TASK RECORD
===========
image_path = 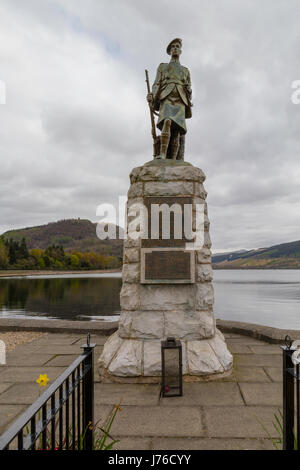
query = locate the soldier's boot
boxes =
[158,119,171,159]
[154,136,161,159]
[168,134,180,160]
[177,135,185,160]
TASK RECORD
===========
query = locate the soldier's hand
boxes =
[147,93,154,104]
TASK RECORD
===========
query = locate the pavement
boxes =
[0,331,285,450]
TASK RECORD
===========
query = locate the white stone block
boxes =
[119,311,164,339]
[123,247,139,263]
[128,182,143,198]
[98,332,123,371]
[143,340,161,376]
[144,181,194,196]
[123,237,140,249]
[208,329,233,371]
[108,339,142,377]
[181,341,188,374]
[122,263,140,283]
[187,341,224,375]
[140,285,195,311]
[196,265,213,282]
[163,166,206,182]
[194,183,207,199]
[130,165,162,183]
[204,231,212,248]
[118,311,133,338]
[131,311,164,339]
[192,210,210,231]
[195,283,214,310]
[120,283,140,311]
[130,164,206,184]
[196,248,212,264]
[164,310,215,340]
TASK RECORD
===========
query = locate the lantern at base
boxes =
[161,337,183,397]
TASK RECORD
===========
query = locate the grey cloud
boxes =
[0,0,300,251]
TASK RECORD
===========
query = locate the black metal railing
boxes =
[0,334,95,451]
[282,335,300,450]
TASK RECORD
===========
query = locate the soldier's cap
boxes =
[166,38,182,55]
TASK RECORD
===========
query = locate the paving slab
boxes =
[31,334,83,346]
[204,406,281,438]
[226,337,268,346]
[3,343,45,355]
[0,366,66,383]
[223,333,246,339]
[94,383,160,406]
[0,383,41,405]
[94,346,104,356]
[93,404,116,428]
[249,345,282,355]
[97,405,205,437]
[227,343,253,354]
[0,383,13,395]
[114,437,153,450]
[239,383,282,406]
[33,345,85,355]
[151,437,275,450]
[234,354,281,368]
[45,354,80,367]
[160,383,244,407]
[5,353,55,367]
[234,366,271,383]
[73,335,108,346]
[0,405,27,434]
[264,367,283,382]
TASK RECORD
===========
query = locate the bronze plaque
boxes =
[140,197,195,284]
[142,196,193,248]
[141,249,194,283]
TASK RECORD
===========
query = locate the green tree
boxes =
[0,239,9,268]
[8,239,17,264]
[20,238,29,259]
[69,254,80,268]
[43,255,51,268]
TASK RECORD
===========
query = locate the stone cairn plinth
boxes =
[98,160,232,382]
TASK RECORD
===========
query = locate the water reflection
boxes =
[213,269,300,329]
[0,275,122,321]
[0,270,300,329]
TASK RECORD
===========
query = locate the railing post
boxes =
[283,344,295,450]
[82,334,95,451]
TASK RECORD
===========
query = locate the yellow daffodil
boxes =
[36,374,50,387]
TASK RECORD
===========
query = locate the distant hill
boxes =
[2,219,124,259]
[3,220,300,269]
[213,240,300,269]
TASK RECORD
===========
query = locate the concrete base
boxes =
[98,329,232,383]
[98,160,233,382]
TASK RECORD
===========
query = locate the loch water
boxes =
[0,270,299,329]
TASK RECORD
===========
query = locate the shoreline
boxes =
[1,267,299,278]
[0,317,298,343]
[213,266,300,270]
[0,268,122,278]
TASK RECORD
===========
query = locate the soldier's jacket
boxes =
[152,62,192,119]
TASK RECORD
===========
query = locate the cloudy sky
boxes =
[1,0,300,252]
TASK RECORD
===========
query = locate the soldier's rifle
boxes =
[145,69,159,158]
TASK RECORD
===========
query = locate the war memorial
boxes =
[98,39,233,382]
[1,9,300,451]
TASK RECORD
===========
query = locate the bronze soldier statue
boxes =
[147,38,192,160]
